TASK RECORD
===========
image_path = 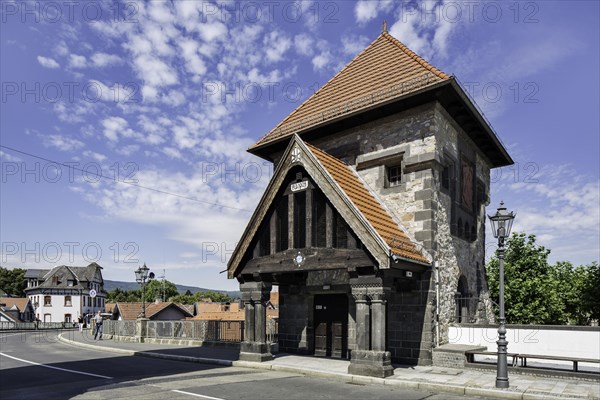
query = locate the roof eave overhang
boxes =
[447,79,514,168]
[390,252,431,269]
[247,80,451,160]
[248,79,513,168]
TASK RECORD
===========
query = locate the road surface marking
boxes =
[171,389,225,399]
[0,352,113,379]
[0,332,27,339]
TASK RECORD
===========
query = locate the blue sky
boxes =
[1,1,598,291]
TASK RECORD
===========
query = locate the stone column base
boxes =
[348,350,394,378]
[239,341,273,362]
[135,317,149,342]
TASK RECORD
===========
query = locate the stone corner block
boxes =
[348,350,394,378]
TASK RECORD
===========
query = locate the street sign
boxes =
[89,289,97,298]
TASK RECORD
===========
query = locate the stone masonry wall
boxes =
[307,101,494,362]
[431,104,495,339]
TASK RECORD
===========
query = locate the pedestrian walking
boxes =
[78,315,84,332]
[93,311,103,340]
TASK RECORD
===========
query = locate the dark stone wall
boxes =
[387,273,435,366]
[278,285,312,354]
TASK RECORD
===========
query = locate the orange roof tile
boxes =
[0,297,29,311]
[306,143,429,264]
[115,302,192,320]
[250,32,450,150]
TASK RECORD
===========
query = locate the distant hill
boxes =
[103,279,240,299]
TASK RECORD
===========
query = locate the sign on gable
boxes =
[291,181,308,192]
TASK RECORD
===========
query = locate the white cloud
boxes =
[102,116,139,142]
[0,150,21,162]
[43,134,85,152]
[37,56,60,69]
[90,52,122,68]
[294,34,314,57]
[163,147,182,159]
[162,90,186,107]
[115,144,140,156]
[341,34,370,56]
[264,31,292,63]
[490,162,600,265]
[387,0,460,60]
[83,150,107,162]
[68,54,87,68]
[88,80,136,103]
[355,0,379,23]
[196,22,228,42]
[179,39,207,78]
[354,0,394,24]
[54,41,69,56]
[312,51,332,71]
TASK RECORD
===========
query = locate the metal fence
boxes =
[103,319,279,344]
[0,321,74,330]
[453,296,498,324]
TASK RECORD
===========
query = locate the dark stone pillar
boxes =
[351,288,369,351]
[239,281,273,362]
[348,282,394,378]
[243,298,255,342]
[370,290,387,351]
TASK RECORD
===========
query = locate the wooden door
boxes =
[313,294,348,358]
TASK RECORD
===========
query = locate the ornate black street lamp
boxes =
[135,263,154,318]
[488,201,516,389]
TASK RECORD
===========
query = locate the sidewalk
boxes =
[58,331,600,400]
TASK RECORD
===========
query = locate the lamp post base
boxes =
[496,378,509,388]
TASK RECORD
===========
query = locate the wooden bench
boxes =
[517,353,600,372]
[465,350,519,367]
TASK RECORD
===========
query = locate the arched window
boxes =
[455,276,469,323]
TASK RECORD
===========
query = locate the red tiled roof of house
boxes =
[0,297,29,312]
[306,143,429,264]
[115,302,192,320]
[250,32,450,151]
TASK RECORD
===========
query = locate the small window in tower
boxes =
[387,165,402,187]
[442,165,451,191]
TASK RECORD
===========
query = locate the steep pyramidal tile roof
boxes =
[250,32,450,150]
[306,143,429,264]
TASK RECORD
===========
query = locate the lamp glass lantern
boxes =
[488,201,515,239]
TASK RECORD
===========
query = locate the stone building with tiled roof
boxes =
[227,29,512,377]
[110,301,193,321]
[24,262,106,323]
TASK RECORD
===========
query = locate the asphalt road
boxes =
[0,330,488,400]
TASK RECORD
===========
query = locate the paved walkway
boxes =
[58,331,600,400]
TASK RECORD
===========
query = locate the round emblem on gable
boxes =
[293,251,305,268]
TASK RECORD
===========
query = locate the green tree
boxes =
[169,293,195,304]
[194,291,234,303]
[142,279,179,302]
[486,233,567,324]
[0,267,26,297]
[579,262,600,323]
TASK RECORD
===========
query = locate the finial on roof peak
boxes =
[382,20,387,33]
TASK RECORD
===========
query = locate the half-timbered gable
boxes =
[229,136,430,280]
